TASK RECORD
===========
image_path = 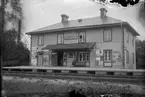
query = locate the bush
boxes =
[3,60,20,67]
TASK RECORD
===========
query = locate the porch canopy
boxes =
[42,42,96,51]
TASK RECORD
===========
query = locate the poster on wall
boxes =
[43,54,49,66]
[112,51,122,65]
[31,51,37,65]
[43,50,50,66]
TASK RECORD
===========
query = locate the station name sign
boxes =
[64,36,78,40]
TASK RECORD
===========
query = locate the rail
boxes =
[2,66,145,77]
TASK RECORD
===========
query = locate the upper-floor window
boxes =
[78,32,86,43]
[103,29,112,42]
[132,53,134,64]
[103,49,112,62]
[126,50,129,64]
[58,33,64,44]
[126,29,129,43]
[38,35,44,46]
[132,36,134,47]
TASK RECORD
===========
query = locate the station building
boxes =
[26,8,139,69]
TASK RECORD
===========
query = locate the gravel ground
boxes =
[2,76,145,97]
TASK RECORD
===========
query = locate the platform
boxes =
[3,66,145,72]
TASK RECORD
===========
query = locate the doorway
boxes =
[57,52,63,66]
[37,54,43,66]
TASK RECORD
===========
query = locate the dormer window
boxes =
[78,32,86,43]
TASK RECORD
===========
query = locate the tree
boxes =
[136,39,145,69]
[2,0,30,67]
[139,2,145,26]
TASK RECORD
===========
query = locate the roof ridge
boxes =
[27,15,126,34]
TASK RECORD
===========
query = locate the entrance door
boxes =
[37,55,43,66]
[51,53,57,66]
[57,52,63,66]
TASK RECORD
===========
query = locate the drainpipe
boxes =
[121,22,125,69]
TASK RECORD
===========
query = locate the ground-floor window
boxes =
[132,53,134,64]
[125,50,129,64]
[76,52,89,62]
[103,50,112,62]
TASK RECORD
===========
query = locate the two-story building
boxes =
[26,8,139,69]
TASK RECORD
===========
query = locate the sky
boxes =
[21,0,145,48]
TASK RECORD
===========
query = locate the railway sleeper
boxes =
[126,72,133,76]
[87,71,95,74]
[10,69,23,72]
[37,69,47,73]
[53,70,61,73]
[22,69,33,72]
[69,70,78,74]
[106,72,114,75]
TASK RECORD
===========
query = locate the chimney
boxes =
[100,8,107,18]
[61,14,69,23]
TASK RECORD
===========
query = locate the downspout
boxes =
[121,22,125,69]
[30,35,32,66]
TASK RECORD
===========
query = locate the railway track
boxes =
[2,66,145,84]
[2,71,145,84]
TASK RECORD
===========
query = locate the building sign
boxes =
[64,36,78,40]
[104,63,111,66]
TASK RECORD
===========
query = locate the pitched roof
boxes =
[26,16,139,36]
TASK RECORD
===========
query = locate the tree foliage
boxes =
[2,0,30,66]
[4,0,22,22]
[136,39,145,69]
[139,2,145,25]
[2,29,30,66]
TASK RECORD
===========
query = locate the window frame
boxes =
[78,52,85,62]
[103,28,112,42]
[76,52,89,62]
[126,28,129,43]
[103,49,112,62]
[57,33,64,44]
[38,35,44,46]
[132,53,134,64]
[132,36,134,47]
[126,50,129,64]
[78,31,86,43]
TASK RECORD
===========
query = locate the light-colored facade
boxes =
[27,8,139,69]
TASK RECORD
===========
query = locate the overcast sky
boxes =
[22,0,145,47]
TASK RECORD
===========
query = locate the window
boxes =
[132,53,134,64]
[76,52,89,62]
[38,35,44,46]
[126,30,129,43]
[79,52,85,62]
[126,50,129,64]
[103,50,112,62]
[58,33,64,44]
[78,32,85,43]
[132,37,134,47]
[103,29,112,42]
[86,52,89,61]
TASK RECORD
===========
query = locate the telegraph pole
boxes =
[0,0,4,96]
